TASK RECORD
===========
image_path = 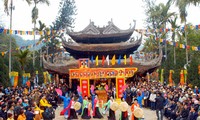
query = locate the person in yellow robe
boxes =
[17,109,26,120]
[39,95,52,109]
[33,102,44,120]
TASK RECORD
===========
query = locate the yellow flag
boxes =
[95,55,98,66]
[39,31,43,35]
[124,55,126,65]
[1,52,5,56]
[111,55,116,65]
[10,30,13,34]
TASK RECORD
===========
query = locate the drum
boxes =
[133,108,144,118]
[74,102,81,111]
[119,102,128,112]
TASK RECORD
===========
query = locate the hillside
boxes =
[12,35,43,50]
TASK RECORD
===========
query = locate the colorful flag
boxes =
[91,56,94,64]
[1,52,5,56]
[184,70,187,84]
[102,55,105,66]
[106,55,109,65]
[118,55,121,65]
[169,70,174,86]
[111,55,116,65]
[130,55,133,65]
[95,55,98,66]
[180,70,184,85]
[124,55,127,65]
[160,69,164,84]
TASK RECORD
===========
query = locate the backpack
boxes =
[42,107,55,119]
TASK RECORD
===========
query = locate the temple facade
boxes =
[43,20,162,98]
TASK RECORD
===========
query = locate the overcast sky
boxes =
[1,0,200,40]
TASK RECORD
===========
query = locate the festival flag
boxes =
[111,55,116,65]
[160,69,164,84]
[106,55,110,65]
[180,70,184,85]
[124,55,127,65]
[169,70,174,86]
[10,30,13,34]
[184,70,187,84]
[118,55,121,65]
[1,52,5,56]
[102,55,105,66]
[130,55,133,65]
[95,55,98,66]
[91,56,94,64]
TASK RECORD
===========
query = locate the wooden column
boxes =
[69,78,72,88]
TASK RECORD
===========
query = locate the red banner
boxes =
[81,79,89,97]
[116,78,125,98]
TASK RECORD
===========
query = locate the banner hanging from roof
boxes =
[69,67,137,79]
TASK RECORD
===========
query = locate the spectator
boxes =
[0,105,7,120]
[155,92,165,120]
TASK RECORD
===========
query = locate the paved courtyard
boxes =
[55,105,167,120]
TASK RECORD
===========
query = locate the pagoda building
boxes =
[43,20,162,100]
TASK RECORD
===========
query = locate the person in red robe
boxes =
[131,99,140,120]
[92,95,103,119]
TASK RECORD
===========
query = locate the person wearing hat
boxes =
[104,96,116,120]
[77,92,83,115]
[119,97,129,120]
[92,95,103,119]
[131,99,140,120]
[81,96,91,119]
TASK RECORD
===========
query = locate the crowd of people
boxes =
[1,78,200,120]
[123,81,200,120]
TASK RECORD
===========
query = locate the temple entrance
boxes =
[69,66,138,103]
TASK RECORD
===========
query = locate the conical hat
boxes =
[74,102,81,111]
[119,102,129,112]
[110,102,119,111]
[134,108,144,118]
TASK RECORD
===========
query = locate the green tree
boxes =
[14,49,30,71]
[143,0,175,54]
[31,0,50,68]
[168,16,180,65]
[53,0,77,30]
[3,0,31,15]
[173,0,200,23]
[0,55,9,86]
[31,0,50,24]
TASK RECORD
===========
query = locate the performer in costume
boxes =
[104,96,116,120]
[131,99,140,120]
[77,92,83,115]
[90,86,95,110]
[81,96,91,119]
[119,97,129,120]
[61,96,78,120]
[59,93,71,119]
[92,95,103,119]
